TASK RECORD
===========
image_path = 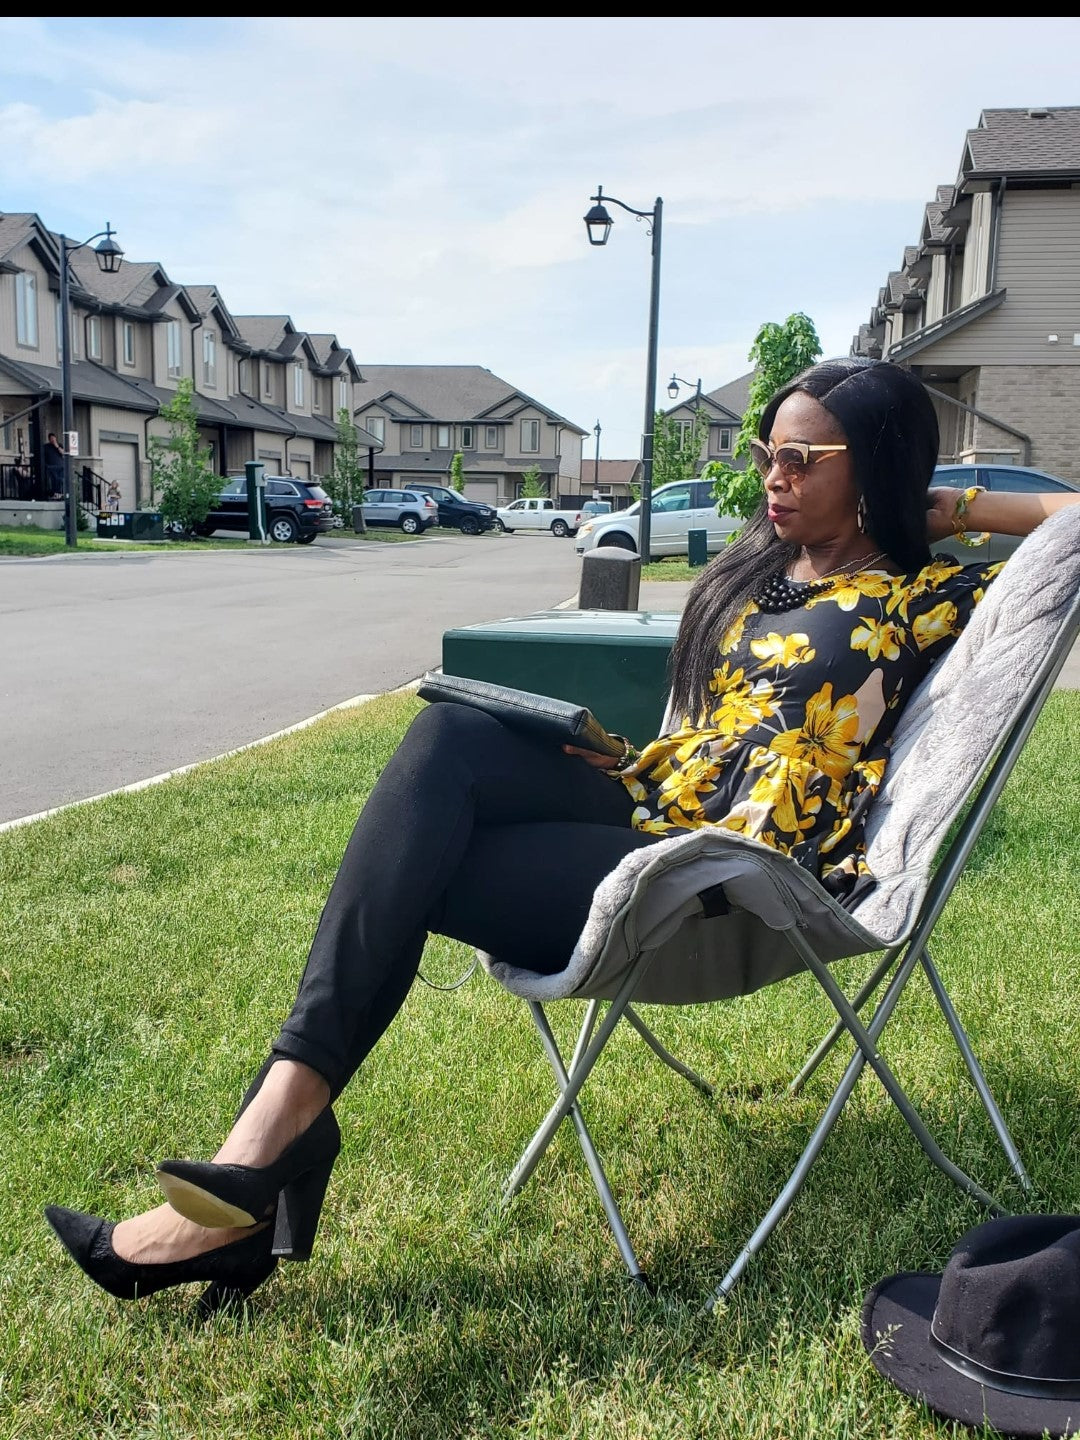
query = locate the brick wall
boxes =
[974,365,1080,482]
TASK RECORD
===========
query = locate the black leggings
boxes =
[269,704,662,1098]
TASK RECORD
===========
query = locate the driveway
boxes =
[0,531,584,825]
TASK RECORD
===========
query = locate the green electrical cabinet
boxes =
[440,608,681,749]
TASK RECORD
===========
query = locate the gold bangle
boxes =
[952,485,990,547]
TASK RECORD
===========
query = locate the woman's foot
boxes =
[44,1204,277,1308]
[155,1062,339,1258]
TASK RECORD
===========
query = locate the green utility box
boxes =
[440,608,681,748]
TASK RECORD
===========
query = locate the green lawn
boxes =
[2,690,1077,1439]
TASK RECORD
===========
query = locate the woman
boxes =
[45,358,1078,1311]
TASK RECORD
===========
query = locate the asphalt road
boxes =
[0,530,586,825]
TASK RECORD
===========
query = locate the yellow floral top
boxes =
[618,558,1003,904]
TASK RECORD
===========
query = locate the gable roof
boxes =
[182,284,243,341]
[963,106,1080,180]
[0,212,59,274]
[354,364,587,434]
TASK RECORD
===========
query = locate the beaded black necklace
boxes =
[751,550,889,613]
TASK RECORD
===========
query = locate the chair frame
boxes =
[499,587,1080,1307]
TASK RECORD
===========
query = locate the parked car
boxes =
[495,496,585,537]
[359,488,440,534]
[200,475,334,543]
[574,479,740,557]
[408,483,497,535]
[931,463,1079,564]
[580,500,612,517]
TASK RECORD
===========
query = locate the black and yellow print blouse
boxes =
[617,558,1003,905]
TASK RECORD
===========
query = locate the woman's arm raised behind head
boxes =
[926,485,1080,543]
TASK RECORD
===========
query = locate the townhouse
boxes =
[851,106,1080,482]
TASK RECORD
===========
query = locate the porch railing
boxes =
[0,462,104,508]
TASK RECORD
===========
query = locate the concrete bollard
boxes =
[579,548,641,610]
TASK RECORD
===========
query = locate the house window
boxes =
[339,378,348,411]
[435,424,451,448]
[263,362,272,397]
[365,416,385,444]
[409,424,424,448]
[122,322,135,366]
[87,315,102,360]
[166,320,182,377]
[203,330,216,386]
[484,425,498,449]
[15,272,37,347]
[238,358,251,393]
[718,427,731,452]
[520,419,540,452]
[461,425,474,448]
[312,380,321,412]
[293,363,304,408]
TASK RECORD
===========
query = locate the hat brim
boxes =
[861,1271,1080,1440]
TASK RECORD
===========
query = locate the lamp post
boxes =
[592,419,601,495]
[57,223,124,547]
[584,186,662,562]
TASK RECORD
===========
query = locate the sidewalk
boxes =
[630,580,1080,689]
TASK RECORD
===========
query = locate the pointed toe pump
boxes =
[44,1205,278,1307]
[155,1105,341,1261]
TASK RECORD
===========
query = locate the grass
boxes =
[641,558,703,582]
[0,524,437,557]
[2,689,1078,1439]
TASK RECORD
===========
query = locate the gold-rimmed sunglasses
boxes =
[750,438,848,480]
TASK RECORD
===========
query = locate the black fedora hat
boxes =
[861,1214,1080,1439]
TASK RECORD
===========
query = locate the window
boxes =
[435,424,451,448]
[15,272,37,347]
[409,424,424,447]
[484,425,499,449]
[166,320,182,378]
[293,363,304,408]
[339,378,348,411]
[461,424,474,448]
[312,380,321,412]
[365,416,385,444]
[238,358,250,393]
[203,330,216,386]
[263,362,272,397]
[718,427,732,452]
[520,419,540,452]
[651,484,691,513]
[123,322,135,366]
[87,315,102,360]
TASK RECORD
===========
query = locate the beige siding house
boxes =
[852,107,1080,481]
[353,364,587,507]
[661,371,753,473]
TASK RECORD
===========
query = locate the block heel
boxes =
[272,1154,335,1259]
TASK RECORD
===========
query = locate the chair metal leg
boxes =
[516,1001,645,1281]
[624,1005,714,1097]
[920,946,1031,1190]
[788,946,899,1095]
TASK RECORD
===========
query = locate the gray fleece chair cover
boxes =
[480,505,1080,1005]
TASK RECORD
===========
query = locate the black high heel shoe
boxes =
[155,1106,340,1261]
[44,1205,277,1311]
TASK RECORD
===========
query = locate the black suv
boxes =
[410,483,497,535]
[200,475,334,544]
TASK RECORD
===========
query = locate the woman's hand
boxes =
[562,744,622,770]
[926,486,963,542]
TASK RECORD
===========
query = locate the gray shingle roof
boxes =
[65,251,166,307]
[0,355,158,410]
[704,371,753,420]
[354,364,587,434]
[964,106,1080,177]
[0,212,50,268]
[234,315,291,353]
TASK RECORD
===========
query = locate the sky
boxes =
[2,17,1079,460]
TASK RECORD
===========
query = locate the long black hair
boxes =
[667,357,940,723]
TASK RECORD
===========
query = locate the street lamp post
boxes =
[583,186,662,562]
[57,223,124,547]
[592,419,601,494]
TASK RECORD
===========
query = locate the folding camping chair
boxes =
[478,505,1080,1307]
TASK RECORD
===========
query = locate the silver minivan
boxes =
[574,479,739,557]
[360,488,440,534]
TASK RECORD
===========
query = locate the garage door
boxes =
[100,440,138,511]
[466,479,497,505]
[290,458,311,481]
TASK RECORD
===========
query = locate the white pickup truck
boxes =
[494,496,585,537]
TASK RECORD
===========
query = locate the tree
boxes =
[149,377,221,536]
[520,465,546,499]
[706,312,822,531]
[448,452,465,494]
[652,405,710,490]
[325,408,366,528]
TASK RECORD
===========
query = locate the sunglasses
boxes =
[750,438,848,479]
